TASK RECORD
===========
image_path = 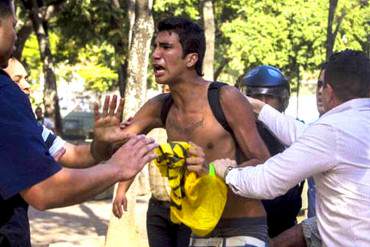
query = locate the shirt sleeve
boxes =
[41,125,66,157]
[225,123,338,199]
[0,80,61,199]
[258,104,307,146]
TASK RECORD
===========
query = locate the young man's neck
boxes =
[169,74,209,111]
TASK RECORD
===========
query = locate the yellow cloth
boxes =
[154,142,227,236]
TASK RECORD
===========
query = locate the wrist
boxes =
[223,166,234,180]
[90,140,112,162]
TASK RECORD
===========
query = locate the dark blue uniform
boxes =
[0,70,61,246]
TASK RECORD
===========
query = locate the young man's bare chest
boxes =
[165,106,236,163]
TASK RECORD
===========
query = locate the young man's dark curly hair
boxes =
[157,17,205,76]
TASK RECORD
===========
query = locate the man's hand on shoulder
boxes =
[245,96,266,115]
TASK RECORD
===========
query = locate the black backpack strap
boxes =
[207,82,233,133]
[160,93,173,126]
[208,82,244,163]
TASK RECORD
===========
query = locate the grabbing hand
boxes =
[109,135,158,181]
[213,159,237,180]
[245,96,266,115]
[186,142,208,176]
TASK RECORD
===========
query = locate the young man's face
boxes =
[152,31,187,84]
[0,5,17,68]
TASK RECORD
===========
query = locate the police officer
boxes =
[240,65,304,238]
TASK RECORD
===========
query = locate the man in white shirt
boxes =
[247,67,326,247]
[190,49,370,247]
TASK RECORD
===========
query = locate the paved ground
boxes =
[29,179,309,247]
[29,195,150,247]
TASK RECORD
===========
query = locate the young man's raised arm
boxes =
[110,94,167,218]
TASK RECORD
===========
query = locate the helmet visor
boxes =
[246,86,289,99]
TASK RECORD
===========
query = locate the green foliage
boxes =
[154,0,200,20]
[216,0,369,91]
[17,0,370,96]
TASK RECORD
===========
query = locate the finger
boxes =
[102,95,110,116]
[114,201,123,218]
[188,145,204,158]
[136,143,159,158]
[123,198,128,211]
[140,152,159,165]
[117,203,123,217]
[122,134,144,148]
[108,95,118,116]
[131,135,154,150]
[94,102,100,121]
[112,203,119,218]
[116,98,125,121]
[186,157,205,165]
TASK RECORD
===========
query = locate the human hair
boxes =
[0,0,13,19]
[157,17,205,76]
[325,49,370,102]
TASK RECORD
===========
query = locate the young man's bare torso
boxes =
[113,17,270,246]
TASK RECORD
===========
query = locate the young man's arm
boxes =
[20,135,157,210]
[44,96,127,168]
[220,86,270,163]
[91,95,165,161]
[103,95,166,217]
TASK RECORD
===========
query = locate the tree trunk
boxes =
[105,0,154,246]
[15,1,65,60]
[25,0,62,134]
[326,0,339,61]
[201,0,215,81]
[13,21,33,60]
[123,0,153,117]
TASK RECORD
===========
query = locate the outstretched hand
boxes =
[94,95,129,143]
[91,95,133,161]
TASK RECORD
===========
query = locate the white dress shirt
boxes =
[226,98,370,247]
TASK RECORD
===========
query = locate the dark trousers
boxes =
[147,197,191,247]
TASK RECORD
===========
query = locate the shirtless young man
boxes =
[113,17,270,246]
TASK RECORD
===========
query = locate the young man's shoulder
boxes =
[217,83,249,108]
